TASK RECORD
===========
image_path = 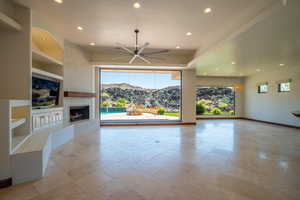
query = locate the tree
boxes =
[101,92,110,101]
[196,103,206,115]
[102,101,110,112]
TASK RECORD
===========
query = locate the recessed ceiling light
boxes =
[232,61,236,65]
[279,63,285,66]
[186,32,192,36]
[133,2,141,8]
[90,42,95,46]
[77,26,83,31]
[256,69,261,72]
[204,8,212,14]
[54,0,63,4]
[176,46,181,49]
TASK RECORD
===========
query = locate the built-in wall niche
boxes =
[0,100,31,154]
[32,27,63,64]
[11,104,31,152]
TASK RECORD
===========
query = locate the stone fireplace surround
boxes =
[64,97,99,135]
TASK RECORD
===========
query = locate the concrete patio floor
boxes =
[100,113,179,121]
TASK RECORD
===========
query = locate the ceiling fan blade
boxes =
[142,49,169,56]
[144,56,165,61]
[137,42,150,55]
[137,55,151,64]
[129,55,137,64]
[116,42,134,55]
[112,55,131,60]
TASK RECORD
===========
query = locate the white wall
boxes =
[64,41,94,92]
[181,70,196,123]
[0,0,14,17]
[0,4,31,100]
[244,69,300,127]
[64,41,99,128]
[195,76,245,117]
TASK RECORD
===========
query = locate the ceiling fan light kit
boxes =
[114,29,169,64]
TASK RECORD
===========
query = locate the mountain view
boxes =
[101,83,181,111]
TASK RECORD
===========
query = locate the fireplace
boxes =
[70,106,90,122]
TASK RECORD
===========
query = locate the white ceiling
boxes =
[15,0,297,72]
[15,0,276,50]
[191,0,300,76]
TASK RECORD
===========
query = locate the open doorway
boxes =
[100,69,182,123]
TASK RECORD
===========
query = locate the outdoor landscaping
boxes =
[196,87,235,116]
[100,83,180,120]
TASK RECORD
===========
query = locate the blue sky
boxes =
[100,72,180,89]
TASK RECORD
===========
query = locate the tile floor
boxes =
[1,120,300,200]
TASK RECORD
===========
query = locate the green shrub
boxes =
[102,101,110,108]
[197,99,212,106]
[115,102,125,108]
[211,107,222,115]
[117,98,127,104]
[218,102,228,108]
[196,103,206,115]
[229,110,235,115]
[157,108,165,115]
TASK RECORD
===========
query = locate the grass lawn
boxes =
[164,112,180,117]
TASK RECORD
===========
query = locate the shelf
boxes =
[11,118,26,129]
[32,68,63,80]
[0,11,22,32]
[10,100,31,107]
[32,49,63,66]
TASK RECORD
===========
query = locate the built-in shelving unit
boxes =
[32,49,63,66]
[0,11,22,31]
[0,100,31,154]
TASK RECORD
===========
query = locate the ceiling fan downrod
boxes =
[134,29,139,53]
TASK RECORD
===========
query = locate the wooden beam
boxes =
[64,91,96,98]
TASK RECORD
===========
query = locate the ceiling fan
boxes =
[113,29,169,64]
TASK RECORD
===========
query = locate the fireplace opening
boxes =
[70,106,90,122]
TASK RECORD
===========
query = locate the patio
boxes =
[100,112,179,121]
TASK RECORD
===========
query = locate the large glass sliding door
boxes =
[100,69,181,123]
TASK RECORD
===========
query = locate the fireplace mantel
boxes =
[64,91,96,98]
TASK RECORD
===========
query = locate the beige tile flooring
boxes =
[1,120,300,200]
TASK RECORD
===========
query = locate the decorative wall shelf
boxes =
[32,68,63,80]
[0,11,22,32]
[32,49,63,66]
[64,91,96,98]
